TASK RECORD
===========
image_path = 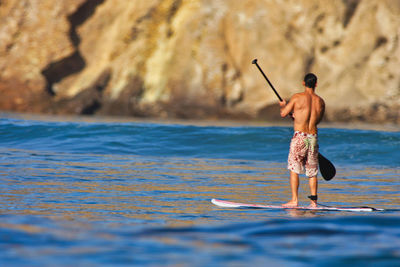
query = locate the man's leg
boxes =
[308,176,318,207]
[283,171,299,207]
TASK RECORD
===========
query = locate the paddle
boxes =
[252,59,336,181]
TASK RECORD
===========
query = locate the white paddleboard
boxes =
[211,198,383,212]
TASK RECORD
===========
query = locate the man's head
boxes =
[304,73,317,89]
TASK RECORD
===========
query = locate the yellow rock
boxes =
[0,0,399,123]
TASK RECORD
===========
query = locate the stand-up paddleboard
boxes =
[211,199,383,212]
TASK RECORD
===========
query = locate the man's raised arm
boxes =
[279,96,296,118]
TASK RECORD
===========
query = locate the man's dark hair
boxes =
[304,73,317,89]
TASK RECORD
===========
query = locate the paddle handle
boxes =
[252,59,293,119]
[252,59,283,102]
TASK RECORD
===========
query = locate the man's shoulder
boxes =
[309,92,324,101]
[291,92,309,102]
[313,94,325,110]
[291,92,304,99]
[314,94,325,104]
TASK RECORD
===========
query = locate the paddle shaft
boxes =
[252,59,283,102]
[252,59,293,119]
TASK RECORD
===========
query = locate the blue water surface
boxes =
[0,115,399,266]
[2,117,399,166]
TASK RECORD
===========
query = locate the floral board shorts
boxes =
[287,131,319,177]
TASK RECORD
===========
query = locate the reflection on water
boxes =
[1,148,399,228]
[1,147,400,264]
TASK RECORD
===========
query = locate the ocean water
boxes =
[0,114,399,266]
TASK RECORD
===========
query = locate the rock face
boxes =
[0,0,399,123]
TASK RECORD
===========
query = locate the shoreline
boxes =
[1,111,399,132]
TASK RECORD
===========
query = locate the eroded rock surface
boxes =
[0,0,399,123]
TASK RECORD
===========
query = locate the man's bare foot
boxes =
[308,201,318,208]
[282,201,298,208]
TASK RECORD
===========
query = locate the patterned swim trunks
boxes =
[287,131,319,177]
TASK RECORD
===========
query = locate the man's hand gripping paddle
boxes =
[252,59,336,181]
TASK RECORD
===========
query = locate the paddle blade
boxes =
[318,153,336,181]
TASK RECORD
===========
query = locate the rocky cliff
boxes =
[1,0,399,123]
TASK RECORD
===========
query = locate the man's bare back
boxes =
[279,86,325,134]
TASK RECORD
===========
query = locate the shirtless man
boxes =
[279,73,325,208]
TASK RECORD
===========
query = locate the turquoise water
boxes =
[0,114,399,266]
